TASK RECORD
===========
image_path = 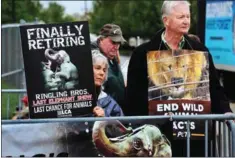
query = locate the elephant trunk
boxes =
[92,121,129,156]
[45,48,58,61]
[154,143,172,157]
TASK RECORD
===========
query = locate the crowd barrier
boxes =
[2,114,235,157]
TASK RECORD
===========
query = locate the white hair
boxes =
[161,0,191,19]
[91,49,109,82]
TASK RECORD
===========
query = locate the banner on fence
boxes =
[2,119,172,157]
[147,50,212,139]
[20,21,96,118]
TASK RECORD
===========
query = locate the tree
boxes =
[188,0,198,34]
[2,0,77,24]
[89,0,165,39]
[89,1,117,34]
[40,2,64,23]
[2,0,42,24]
[89,0,197,39]
[39,2,76,23]
[2,0,12,23]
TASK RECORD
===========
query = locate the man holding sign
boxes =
[126,0,233,156]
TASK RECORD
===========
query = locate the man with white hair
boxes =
[126,1,233,156]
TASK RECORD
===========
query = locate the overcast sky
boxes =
[40,1,93,15]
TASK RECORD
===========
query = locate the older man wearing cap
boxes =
[91,23,126,112]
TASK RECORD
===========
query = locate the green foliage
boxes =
[63,15,77,23]
[89,0,198,39]
[2,0,42,23]
[90,0,164,38]
[39,2,76,24]
[188,0,198,34]
[2,0,198,36]
[1,80,19,120]
[1,0,76,24]
[2,0,12,23]
[39,2,64,23]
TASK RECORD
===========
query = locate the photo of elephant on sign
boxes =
[41,48,79,91]
[92,121,172,157]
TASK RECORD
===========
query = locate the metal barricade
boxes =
[2,25,25,89]
[2,114,235,157]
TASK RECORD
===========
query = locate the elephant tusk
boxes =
[115,120,132,133]
[149,150,152,157]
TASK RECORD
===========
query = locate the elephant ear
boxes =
[162,134,171,147]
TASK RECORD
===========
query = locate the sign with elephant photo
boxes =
[2,119,173,157]
[20,21,96,118]
[147,50,211,139]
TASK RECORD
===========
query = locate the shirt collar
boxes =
[98,90,107,100]
[161,31,185,49]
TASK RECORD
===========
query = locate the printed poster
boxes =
[20,21,96,118]
[205,0,235,69]
[147,50,211,139]
[2,119,172,157]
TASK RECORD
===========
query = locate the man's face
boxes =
[100,37,120,60]
[164,4,191,34]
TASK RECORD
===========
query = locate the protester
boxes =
[91,49,124,117]
[127,0,232,118]
[126,0,233,156]
[91,24,126,111]
[11,49,124,118]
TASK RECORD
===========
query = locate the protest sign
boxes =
[147,50,211,139]
[20,21,96,118]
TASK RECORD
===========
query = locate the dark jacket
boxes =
[97,91,124,117]
[126,28,231,116]
[91,41,126,110]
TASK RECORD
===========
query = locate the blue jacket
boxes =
[97,91,124,117]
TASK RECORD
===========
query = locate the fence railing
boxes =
[2,114,235,157]
[2,75,235,157]
[2,114,235,123]
[1,68,24,78]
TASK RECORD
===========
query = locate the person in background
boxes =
[92,49,124,117]
[91,24,126,112]
[12,96,29,120]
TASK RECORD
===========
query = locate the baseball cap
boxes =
[100,24,126,44]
